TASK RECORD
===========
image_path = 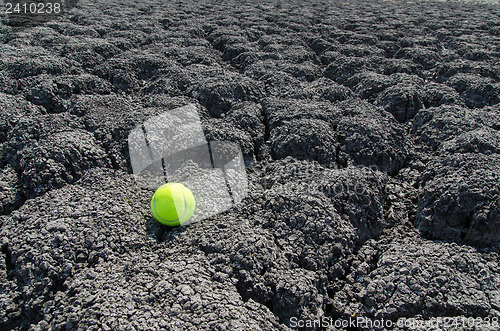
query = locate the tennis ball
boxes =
[151,183,195,226]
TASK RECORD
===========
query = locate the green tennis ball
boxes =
[151,183,195,226]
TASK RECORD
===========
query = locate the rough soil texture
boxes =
[1,0,499,330]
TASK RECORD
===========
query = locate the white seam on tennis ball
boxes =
[152,186,187,224]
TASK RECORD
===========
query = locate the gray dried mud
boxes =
[0,0,499,330]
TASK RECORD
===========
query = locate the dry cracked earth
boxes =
[1,0,500,330]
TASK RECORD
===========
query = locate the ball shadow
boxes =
[145,217,188,243]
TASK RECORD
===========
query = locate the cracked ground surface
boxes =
[1,0,500,329]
